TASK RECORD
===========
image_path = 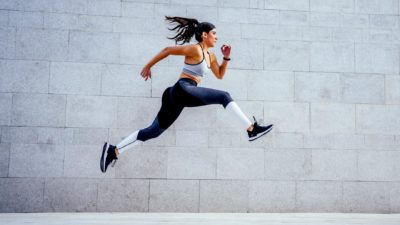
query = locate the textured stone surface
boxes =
[1,0,400,213]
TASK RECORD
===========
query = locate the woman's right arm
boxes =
[141,45,196,81]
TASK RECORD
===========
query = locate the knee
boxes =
[137,119,165,141]
[222,91,233,108]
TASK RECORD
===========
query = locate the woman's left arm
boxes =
[210,44,231,79]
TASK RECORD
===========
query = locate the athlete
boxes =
[100,16,273,173]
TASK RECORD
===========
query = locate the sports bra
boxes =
[182,43,211,77]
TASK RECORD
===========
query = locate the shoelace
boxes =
[252,116,264,126]
[111,159,118,167]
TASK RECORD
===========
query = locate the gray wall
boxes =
[0,0,400,213]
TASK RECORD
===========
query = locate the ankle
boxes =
[115,148,119,156]
[247,125,254,132]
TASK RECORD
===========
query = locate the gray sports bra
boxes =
[182,43,211,77]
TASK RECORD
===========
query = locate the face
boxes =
[202,28,217,48]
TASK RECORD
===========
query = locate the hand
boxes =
[140,65,152,81]
[221,44,231,58]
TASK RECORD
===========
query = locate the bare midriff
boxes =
[179,72,201,85]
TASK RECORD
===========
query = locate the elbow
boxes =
[162,47,170,56]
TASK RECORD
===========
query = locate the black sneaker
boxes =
[100,142,118,173]
[248,116,273,141]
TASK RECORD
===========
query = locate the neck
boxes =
[199,42,209,51]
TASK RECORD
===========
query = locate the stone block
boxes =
[0,144,10,177]
[310,103,355,134]
[242,24,302,41]
[121,2,154,18]
[9,144,64,177]
[247,71,294,101]
[68,31,119,64]
[217,148,264,179]
[97,179,149,212]
[1,126,38,144]
[279,11,309,26]
[302,27,332,41]
[167,147,216,179]
[64,144,114,178]
[150,66,182,98]
[296,181,343,212]
[65,128,108,145]
[264,102,310,133]
[37,127,66,144]
[149,179,199,212]
[355,44,399,74]
[0,178,44,212]
[50,62,102,95]
[171,0,217,6]
[340,73,385,104]
[208,129,272,149]
[217,39,264,70]
[295,72,340,102]
[248,9,279,25]
[386,75,400,104]
[304,133,364,150]
[310,42,354,72]
[175,130,208,147]
[116,97,160,129]
[389,183,400,213]
[0,10,8,25]
[101,64,151,97]
[264,149,312,180]
[201,69,248,101]
[218,0,249,8]
[16,28,68,60]
[9,11,43,28]
[199,180,249,212]
[0,27,15,59]
[264,0,309,11]
[364,134,397,150]
[264,41,310,71]
[0,93,11,125]
[358,151,398,181]
[311,149,358,180]
[66,95,117,128]
[12,94,66,127]
[355,0,399,15]
[310,0,354,13]
[0,60,49,93]
[174,105,217,130]
[272,132,304,149]
[184,6,216,23]
[43,178,97,212]
[88,0,121,16]
[78,15,114,32]
[356,104,400,135]
[343,182,390,213]
[250,0,264,9]
[120,34,169,66]
[43,12,79,30]
[310,12,342,27]
[331,28,363,42]
[115,146,168,178]
[248,181,296,212]
[370,15,399,29]
[154,4,187,19]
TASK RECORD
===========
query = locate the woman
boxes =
[100,16,273,173]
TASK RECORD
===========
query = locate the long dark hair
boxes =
[165,16,216,45]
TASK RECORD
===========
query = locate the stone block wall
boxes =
[0,0,400,213]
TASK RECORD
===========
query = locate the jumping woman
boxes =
[100,16,273,173]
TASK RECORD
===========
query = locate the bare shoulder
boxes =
[208,51,217,62]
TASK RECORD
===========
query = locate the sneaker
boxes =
[100,142,118,173]
[247,116,273,141]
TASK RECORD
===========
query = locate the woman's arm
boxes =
[140,45,197,81]
[210,44,231,80]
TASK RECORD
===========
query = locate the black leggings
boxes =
[137,78,233,141]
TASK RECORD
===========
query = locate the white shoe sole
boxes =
[100,142,109,173]
[249,125,273,142]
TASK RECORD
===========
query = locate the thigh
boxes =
[156,87,184,129]
[181,85,232,107]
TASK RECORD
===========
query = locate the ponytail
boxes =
[165,16,215,45]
